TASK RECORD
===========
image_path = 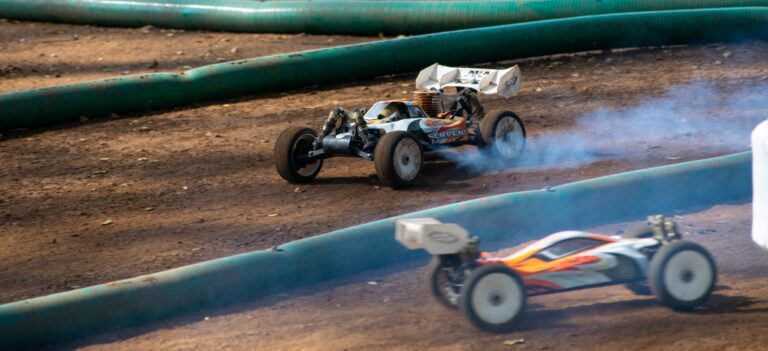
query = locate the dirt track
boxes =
[1,17,767,313]
[70,204,768,351]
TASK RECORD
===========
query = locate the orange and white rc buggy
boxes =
[395,215,717,332]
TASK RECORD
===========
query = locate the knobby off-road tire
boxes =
[459,265,526,333]
[274,127,323,183]
[479,110,526,160]
[648,240,717,311]
[374,131,423,188]
[428,256,462,309]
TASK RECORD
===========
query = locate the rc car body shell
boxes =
[363,101,470,147]
[480,231,657,295]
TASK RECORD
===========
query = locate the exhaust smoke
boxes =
[444,80,768,173]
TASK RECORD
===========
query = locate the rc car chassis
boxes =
[395,215,717,332]
[274,63,526,188]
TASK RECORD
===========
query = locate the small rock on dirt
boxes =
[503,339,525,346]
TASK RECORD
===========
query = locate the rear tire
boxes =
[460,265,526,333]
[648,241,716,311]
[274,127,323,183]
[428,256,463,309]
[374,131,423,188]
[479,110,526,160]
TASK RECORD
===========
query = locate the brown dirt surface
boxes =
[69,204,768,351]
[1,17,767,310]
[0,19,369,93]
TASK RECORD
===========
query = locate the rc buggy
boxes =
[395,216,717,332]
[274,63,526,188]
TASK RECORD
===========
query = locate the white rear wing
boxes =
[415,63,522,98]
[395,217,470,255]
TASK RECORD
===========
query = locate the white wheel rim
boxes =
[471,272,523,325]
[292,134,321,177]
[393,138,422,181]
[663,250,714,302]
[494,116,524,159]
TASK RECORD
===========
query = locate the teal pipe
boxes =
[0,151,752,349]
[1,0,768,35]
[2,8,768,130]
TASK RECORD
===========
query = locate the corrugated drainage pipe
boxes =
[1,8,768,130]
[0,0,767,35]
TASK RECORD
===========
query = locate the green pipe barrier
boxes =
[1,0,768,35]
[0,151,752,349]
[2,8,768,130]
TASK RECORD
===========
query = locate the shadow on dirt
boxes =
[521,292,763,331]
[696,292,767,315]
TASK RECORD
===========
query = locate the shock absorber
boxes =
[321,107,346,139]
[350,109,376,150]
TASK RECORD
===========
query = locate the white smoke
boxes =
[442,80,767,173]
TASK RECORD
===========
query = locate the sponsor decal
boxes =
[424,119,452,127]
[428,231,459,244]
[428,128,465,143]
[459,69,491,83]
[466,69,490,77]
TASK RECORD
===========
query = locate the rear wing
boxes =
[415,63,522,98]
[395,217,470,255]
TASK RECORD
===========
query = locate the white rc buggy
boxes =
[274,63,526,188]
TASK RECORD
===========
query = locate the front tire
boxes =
[460,265,526,333]
[648,241,716,311]
[479,110,526,160]
[374,131,423,188]
[274,127,323,183]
